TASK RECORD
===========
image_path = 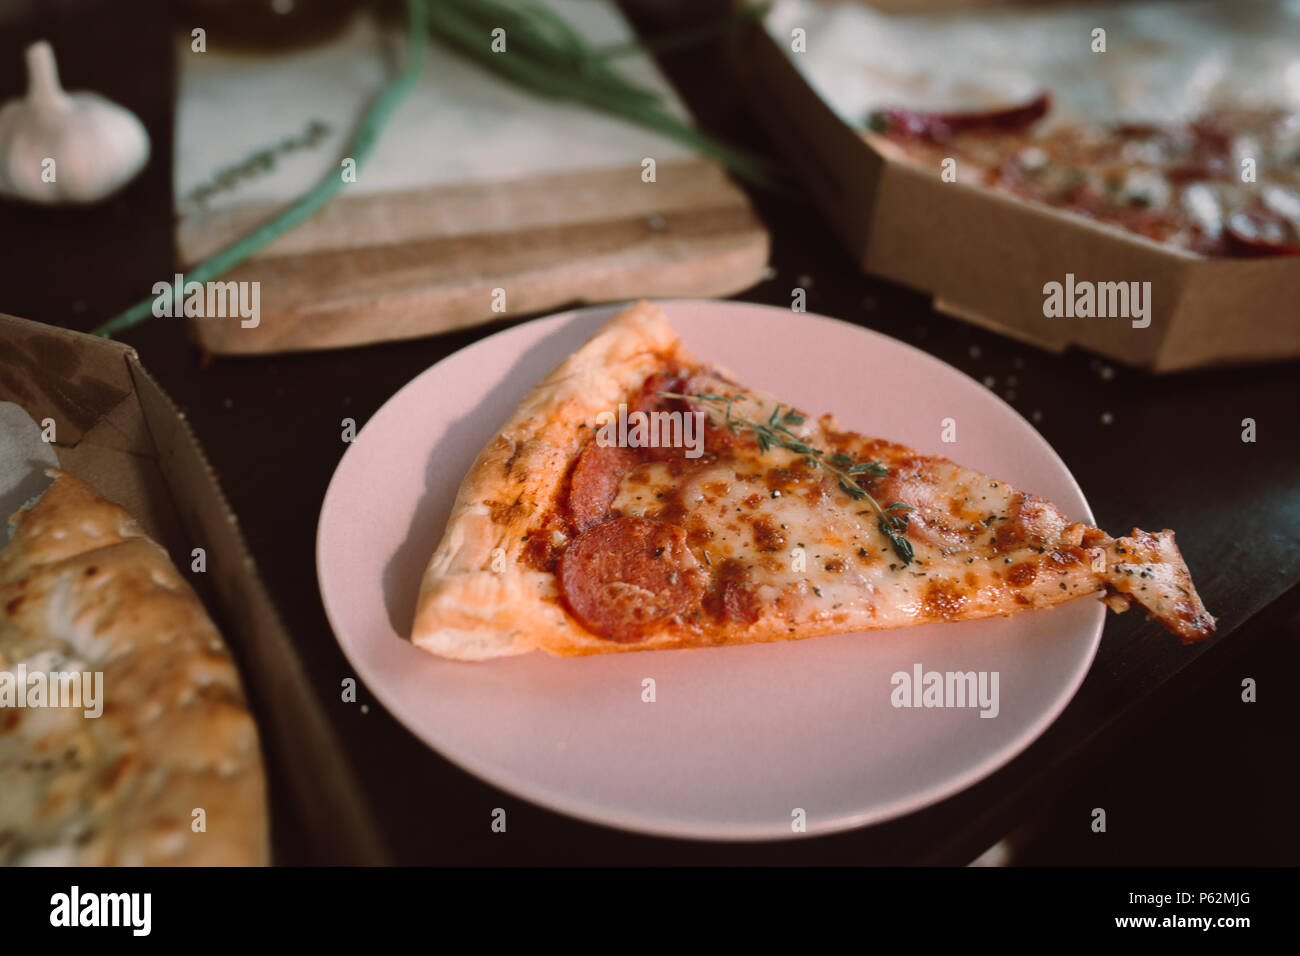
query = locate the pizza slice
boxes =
[411,302,1213,659]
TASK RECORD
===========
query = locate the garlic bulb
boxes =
[0,41,150,204]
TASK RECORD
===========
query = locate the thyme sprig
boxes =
[659,391,915,565]
[183,119,332,209]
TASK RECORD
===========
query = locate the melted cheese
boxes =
[613,450,897,626]
[606,390,1105,632]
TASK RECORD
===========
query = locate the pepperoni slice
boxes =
[567,369,721,532]
[646,369,749,460]
[680,371,748,457]
[567,441,641,532]
[556,517,706,643]
[633,371,687,417]
[590,367,742,471]
[630,370,694,462]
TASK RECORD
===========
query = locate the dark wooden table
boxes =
[2,0,1297,864]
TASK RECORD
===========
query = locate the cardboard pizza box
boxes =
[725,3,1300,372]
[0,313,386,864]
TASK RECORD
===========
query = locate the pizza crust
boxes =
[0,471,268,865]
[411,301,690,660]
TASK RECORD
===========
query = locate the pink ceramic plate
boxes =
[317,300,1103,841]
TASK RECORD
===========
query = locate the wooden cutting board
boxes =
[174,3,768,355]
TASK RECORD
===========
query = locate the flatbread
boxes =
[0,471,268,865]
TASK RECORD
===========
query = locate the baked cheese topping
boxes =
[546,370,1214,645]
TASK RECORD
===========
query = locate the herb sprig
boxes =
[660,391,915,565]
[183,119,332,210]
